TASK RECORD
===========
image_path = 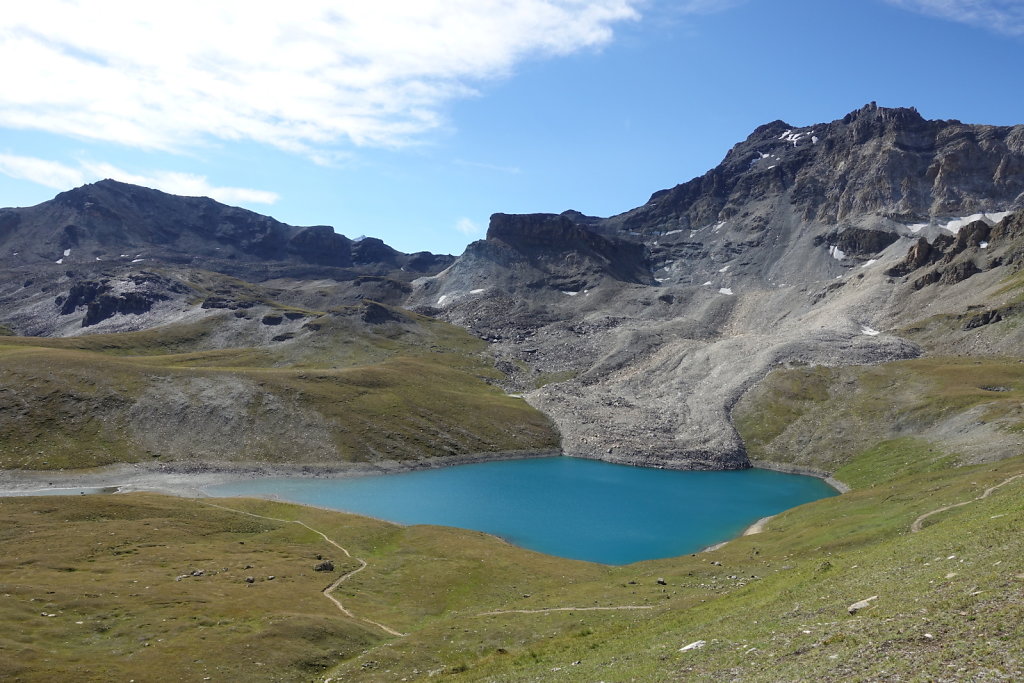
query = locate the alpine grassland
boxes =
[3,353,1022,681]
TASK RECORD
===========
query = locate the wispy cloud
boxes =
[455,217,482,236]
[0,2,642,157]
[0,154,86,190]
[0,154,279,205]
[884,0,1024,35]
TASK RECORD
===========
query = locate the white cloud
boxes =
[0,154,279,205]
[0,1,642,157]
[884,0,1024,35]
[0,154,86,190]
[455,217,481,236]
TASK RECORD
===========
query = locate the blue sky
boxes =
[1,0,1022,255]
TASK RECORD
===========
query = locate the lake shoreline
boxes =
[1,452,843,563]
[750,460,850,493]
[0,449,562,497]
[0,452,849,498]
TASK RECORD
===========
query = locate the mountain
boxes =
[410,103,1024,468]
[0,181,556,470]
[0,179,452,273]
[0,179,454,336]
[2,104,1024,472]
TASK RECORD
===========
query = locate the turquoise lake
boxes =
[206,457,838,565]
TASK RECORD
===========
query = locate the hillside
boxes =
[0,187,557,470]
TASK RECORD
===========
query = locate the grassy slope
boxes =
[2,452,1021,681]
[734,356,1024,475]
[0,305,559,469]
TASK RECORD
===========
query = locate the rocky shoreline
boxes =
[0,449,561,497]
[750,459,850,493]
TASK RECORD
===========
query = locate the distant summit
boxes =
[0,179,453,277]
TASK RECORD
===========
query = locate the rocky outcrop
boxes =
[55,272,191,327]
[483,212,654,289]
[813,227,900,258]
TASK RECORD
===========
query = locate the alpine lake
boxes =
[207,456,838,565]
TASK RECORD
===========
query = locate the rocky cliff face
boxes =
[410,104,1024,469]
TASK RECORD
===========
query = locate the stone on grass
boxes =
[847,595,878,614]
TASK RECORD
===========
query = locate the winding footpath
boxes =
[200,501,406,637]
[910,472,1024,533]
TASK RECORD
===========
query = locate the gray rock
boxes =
[847,595,879,614]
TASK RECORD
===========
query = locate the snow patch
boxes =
[811,135,819,145]
[944,213,995,234]
[980,241,989,249]
[712,221,726,232]
[436,295,448,306]
[861,326,881,336]
[562,291,579,296]
[718,265,730,273]
[663,229,682,236]
[55,258,63,264]
[719,287,734,296]
[63,248,71,257]
[702,281,712,286]
[470,288,485,294]
[861,259,878,268]
[829,245,846,261]
[907,211,1012,235]
[778,130,807,145]
[131,258,145,263]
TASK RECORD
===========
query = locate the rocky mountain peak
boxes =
[608,104,1024,237]
[840,101,924,126]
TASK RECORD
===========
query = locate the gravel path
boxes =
[200,501,407,637]
[910,472,1024,533]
